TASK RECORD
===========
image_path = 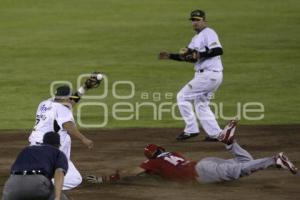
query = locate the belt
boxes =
[11,170,47,176]
[197,69,221,73]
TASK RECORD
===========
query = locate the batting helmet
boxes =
[144,144,165,159]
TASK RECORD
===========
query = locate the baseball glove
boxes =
[179,47,198,63]
[158,51,170,59]
[85,175,103,184]
[85,171,120,184]
[84,72,101,89]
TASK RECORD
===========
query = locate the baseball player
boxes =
[2,132,69,200]
[159,9,225,141]
[85,124,298,184]
[28,73,101,190]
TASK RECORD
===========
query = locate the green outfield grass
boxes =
[0,0,299,129]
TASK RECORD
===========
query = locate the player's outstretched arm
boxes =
[72,72,103,103]
[85,167,147,184]
[159,51,185,61]
[62,121,94,149]
[159,48,198,63]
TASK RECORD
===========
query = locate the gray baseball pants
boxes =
[195,142,275,183]
[2,175,69,200]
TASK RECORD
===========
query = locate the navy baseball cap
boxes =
[43,132,60,148]
[55,85,79,100]
[189,9,206,20]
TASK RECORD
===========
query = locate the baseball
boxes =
[96,74,103,80]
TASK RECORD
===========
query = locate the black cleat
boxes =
[176,132,199,141]
[203,136,219,142]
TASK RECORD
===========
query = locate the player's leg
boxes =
[239,157,276,177]
[176,82,200,139]
[241,152,298,176]
[195,157,242,183]
[193,71,223,139]
[196,154,297,184]
[208,158,275,182]
[62,160,82,190]
[59,133,71,159]
[196,142,255,182]
[226,142,253,163]
[51,161,82,190]
[59,133,82,190]
[194,96,221,138]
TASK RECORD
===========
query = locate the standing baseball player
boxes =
[28,73,101,190]
[159,9,225,141]
[86,124,298,184]
[2,132,69,200]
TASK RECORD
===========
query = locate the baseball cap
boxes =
[189,9,206,20]
[55,85,79,100]
[43,132,60,148]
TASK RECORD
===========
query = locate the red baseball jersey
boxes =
[140,152,197,182]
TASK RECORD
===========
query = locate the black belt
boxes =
[198,69,221,73]
[11,170,47,176]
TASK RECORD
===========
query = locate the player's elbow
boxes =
[214,47,223,56]
[219,48,223,55]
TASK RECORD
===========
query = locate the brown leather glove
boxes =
[84,72,102,89]
[180,48,198,62]
[158,51,170,59]
[85,171,120,184]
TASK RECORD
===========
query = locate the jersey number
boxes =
[35,118,40,125]
[164,155,184,166]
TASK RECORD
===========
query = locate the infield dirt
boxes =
[1,125,300,200]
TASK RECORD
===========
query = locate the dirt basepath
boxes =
[1,125,300,200]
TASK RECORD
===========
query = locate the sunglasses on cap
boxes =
[190,17,203,22]
[69,95,80,101]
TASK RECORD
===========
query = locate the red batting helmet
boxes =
[144,144,165,159]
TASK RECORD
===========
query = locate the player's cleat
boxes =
[176,132,199,141]
[203,136,218,142]
[218,120,238,145]
[276,152,298,174]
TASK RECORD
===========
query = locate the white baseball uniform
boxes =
[177,27,223,138]
[28,98,82,190]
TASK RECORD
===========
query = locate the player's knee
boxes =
[194,101,208,111]
[73,172,82,185]
[63,174,82,190]
[75,174,82,186]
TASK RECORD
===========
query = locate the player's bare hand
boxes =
[82,138,94,149]
[159,51,170,59]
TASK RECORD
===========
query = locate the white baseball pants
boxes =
[59,133,82,190]
[177,71,223,138]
